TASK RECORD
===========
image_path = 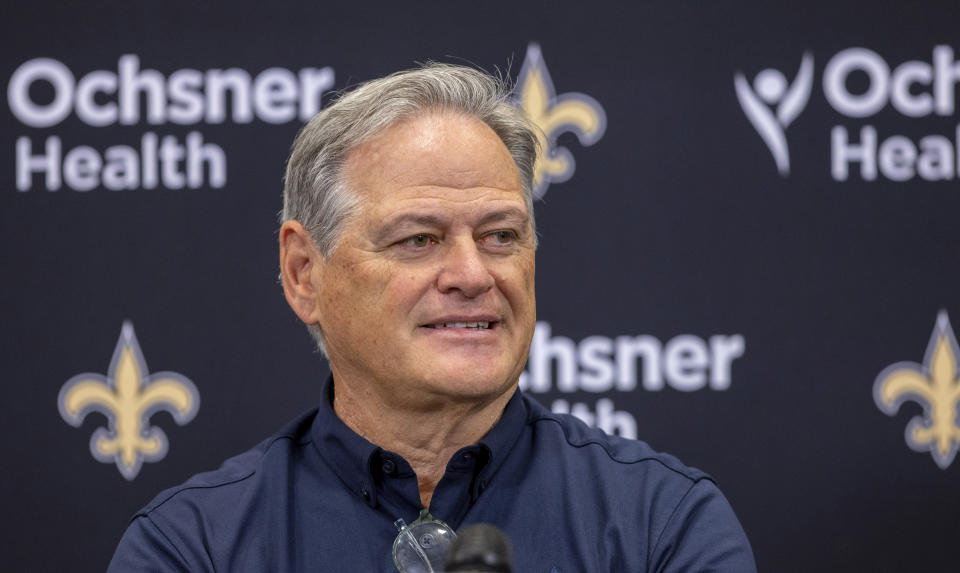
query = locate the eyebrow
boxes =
[475,207,530,228]
[373,207,530,244]
[373,214,448,244]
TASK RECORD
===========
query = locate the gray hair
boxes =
[281,62,540,354]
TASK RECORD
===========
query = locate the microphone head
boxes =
[444,523,513,573]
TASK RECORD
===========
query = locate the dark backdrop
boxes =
[2,1,958,571]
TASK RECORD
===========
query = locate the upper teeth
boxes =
[432,322,490,329]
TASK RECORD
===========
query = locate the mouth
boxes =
[423,321,494,330]
[420,315,501,332]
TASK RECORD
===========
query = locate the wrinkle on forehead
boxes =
[344,111,522,197]
[391,187,525,204]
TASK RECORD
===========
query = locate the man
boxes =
[109,64,756,572]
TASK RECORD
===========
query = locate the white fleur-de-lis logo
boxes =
[874,311,960,469]
[58,322,199,480]
[515,42,606,198]
[734,53,814,176]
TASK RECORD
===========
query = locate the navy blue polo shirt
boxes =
[109,379,756,572]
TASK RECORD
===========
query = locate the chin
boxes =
[422,365,517,400]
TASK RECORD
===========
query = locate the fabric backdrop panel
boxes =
[2,1,957,571]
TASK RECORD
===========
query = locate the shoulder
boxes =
[108,409,318,572]
[141,408,317,516]
[518,394,756,571]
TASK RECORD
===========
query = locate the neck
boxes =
[330,372,514,509]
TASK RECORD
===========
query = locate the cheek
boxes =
[494,257,536,303]
[327,259,439,334]
[382,272,434,312]
[319,263,388,335]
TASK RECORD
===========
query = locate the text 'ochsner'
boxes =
[519,322,746,439]
[737,45,960,181]
[7,55,335,192]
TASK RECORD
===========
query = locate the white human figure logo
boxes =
[734,53,814,176]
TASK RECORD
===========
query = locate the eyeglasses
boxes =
[393,509,457,573]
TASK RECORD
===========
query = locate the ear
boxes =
[279,220,325,326]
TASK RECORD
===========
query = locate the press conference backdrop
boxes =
[2,0,958,570]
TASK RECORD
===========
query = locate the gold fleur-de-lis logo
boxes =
[873,311,960,469]
[515,42,606,198]
[57,322,199,480]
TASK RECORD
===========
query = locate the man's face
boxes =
[311,112,536,406]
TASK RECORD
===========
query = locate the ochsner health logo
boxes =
[7,55,334,192]
[734,53,814,176]
[736,46,960,182]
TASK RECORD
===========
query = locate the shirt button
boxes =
[360,487,370,500]
[382,459,396,475]
[462,452,474,462]
[478,480,488,493]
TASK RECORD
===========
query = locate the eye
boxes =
[492,230,516,244]
[481,230,518,250]
[399,233,435,249]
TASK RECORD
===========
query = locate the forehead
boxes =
[343,112,524,208]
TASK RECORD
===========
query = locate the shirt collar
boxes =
[311,377,381,507]
[473,384,528,490]
[310,376,530,512]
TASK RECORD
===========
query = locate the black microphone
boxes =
[444,523,513,572]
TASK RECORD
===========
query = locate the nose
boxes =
[436,238,495,298]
